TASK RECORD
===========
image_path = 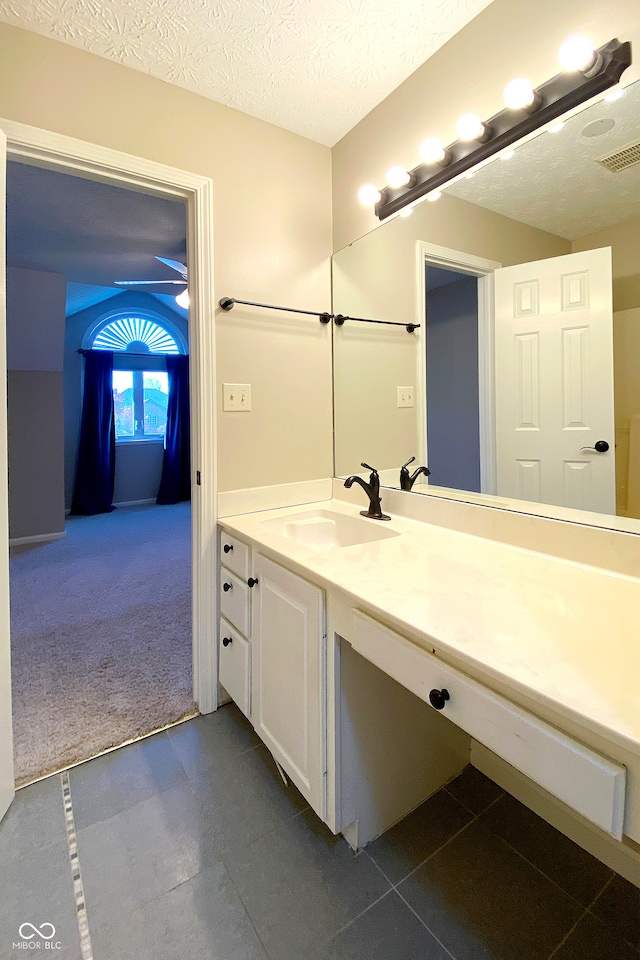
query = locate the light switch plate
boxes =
[397,386,414,408]
[223,383,252,411]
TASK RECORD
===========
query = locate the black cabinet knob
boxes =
[223,543,233,554]
[223,582,233,592]
[222,636,233,647]
[429,688,450,710]
[247,577,259,588]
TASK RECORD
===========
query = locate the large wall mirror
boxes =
[332,78,640,533]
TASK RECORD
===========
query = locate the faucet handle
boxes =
[401,457,416,471]
[361,462,378,473]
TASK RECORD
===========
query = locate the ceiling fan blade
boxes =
[155,256,188,279]
[114,279,186,286]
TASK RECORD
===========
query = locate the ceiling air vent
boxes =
[596,138,640,173]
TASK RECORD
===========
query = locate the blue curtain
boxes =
[71,350,116,515]
[157,354,191,504]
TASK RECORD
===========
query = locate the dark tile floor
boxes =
[1,703,638,960]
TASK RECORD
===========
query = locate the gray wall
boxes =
[64,291,189,509]
[7,266,66,540]
[425,271,480,493]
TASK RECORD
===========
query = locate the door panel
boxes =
[0,128,15,822]
[252,553,325,816]
[495,248,615,514]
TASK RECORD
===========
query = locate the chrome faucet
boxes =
[400,456,431,491]
[344,462,391,520]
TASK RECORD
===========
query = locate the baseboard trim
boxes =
[471,741,640,887]
[113,498,157,508]
[9,531,66,547]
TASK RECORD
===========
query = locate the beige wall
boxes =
[573,212,640,313]
[573,215,640,516]
[0,21,333,492]
[332,0,640,252]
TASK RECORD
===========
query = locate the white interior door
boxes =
[0,127,15,822]
[494,247,615,514]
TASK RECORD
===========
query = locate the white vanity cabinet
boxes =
[219,532,254,718]
[251,553,326,817]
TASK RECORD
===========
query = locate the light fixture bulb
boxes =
[176,289,190,309]
[456,113,487,142]
[419,137,447,164]
[358,184,382,205]
[559,35,597,72]
[503,78,536,110]
[386,166,411,188]
[426,191,442,202]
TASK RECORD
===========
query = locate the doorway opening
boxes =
[0,119,217,802]
[416,242,500,497]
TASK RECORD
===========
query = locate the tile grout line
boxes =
[545,871,617,960]
[60,771,94,960]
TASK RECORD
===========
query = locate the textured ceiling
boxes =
[447,80,640,240]
[0,0,493,146]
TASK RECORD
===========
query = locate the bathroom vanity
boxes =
[218,492,640,876]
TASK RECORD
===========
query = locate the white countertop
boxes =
[220,498,640,757]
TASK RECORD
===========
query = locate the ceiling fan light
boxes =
[176,289,190,309]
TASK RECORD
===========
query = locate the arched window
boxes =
[91,316,180,354]
[86,313,187,441]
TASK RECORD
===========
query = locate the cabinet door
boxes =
[252,553,326,816]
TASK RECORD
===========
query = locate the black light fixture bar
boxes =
[334,314,419,334]
[219,297,332,323]
[376,38,631,221]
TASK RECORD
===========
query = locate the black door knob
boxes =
[223,582,232,592]
[247,577,259,588]
[429,688,450,710]
[223,543,233,553]
[594,440,609,452]
[222,636,233,647]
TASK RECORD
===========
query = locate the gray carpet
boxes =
[10,502,196,786]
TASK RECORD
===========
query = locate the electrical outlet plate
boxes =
[223,383,252,411]
[397,386,414,408]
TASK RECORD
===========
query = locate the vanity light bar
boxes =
[375,37,631,221]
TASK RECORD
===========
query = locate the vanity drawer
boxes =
[220,569,251,636]
[219,617,251,718]
[351,609,626,839]
[220,532,250,580]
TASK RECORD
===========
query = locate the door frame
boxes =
[1,118,218,718]
[415,241,501,495]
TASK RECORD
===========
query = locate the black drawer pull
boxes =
[222,636,233,647]
[223,543,233,554]
[247,577,259,588]
[223,582,233,592]
[429,688,450,710]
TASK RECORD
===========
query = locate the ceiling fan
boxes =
[115,256,189,308]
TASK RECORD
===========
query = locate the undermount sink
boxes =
[259,509,400,549]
